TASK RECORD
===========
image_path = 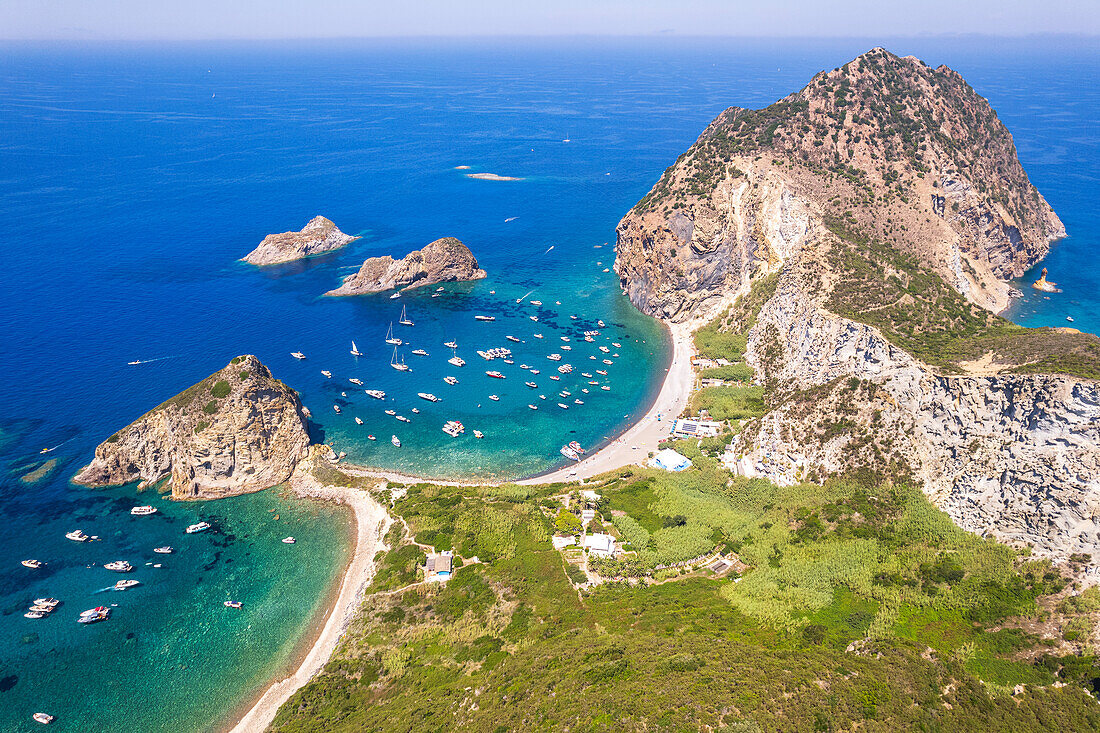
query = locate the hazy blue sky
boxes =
[2,0,1097,40]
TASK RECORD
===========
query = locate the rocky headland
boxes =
[615,47,1100,558]
[242,216,359,266]
[1033,267,1062,293]
[326,236,486,296]
[74,355,311,499]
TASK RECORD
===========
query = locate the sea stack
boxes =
[74,355,311,499]
[326,236,486,296]
[242,216,359,266]
[1032,267,1061,293]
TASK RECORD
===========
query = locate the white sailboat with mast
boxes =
[385,322,402,346]
[399,305,414,327]
[350,340,363,357]
[390,346,410,372]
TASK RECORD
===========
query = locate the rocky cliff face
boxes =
[616,48,1100,559]
[74,355,311,499]
[326,237,486,296]
[243,216,358,266]
[616,47,1064,320]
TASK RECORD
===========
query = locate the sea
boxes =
[0,36,1096,731]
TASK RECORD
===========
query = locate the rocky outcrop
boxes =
[74,355,311,499]
[243,216,358,266]
[326,237,486,296]
[615,47,1063,321]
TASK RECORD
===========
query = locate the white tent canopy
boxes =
[648,448,692,472]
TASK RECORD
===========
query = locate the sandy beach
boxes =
[228,470,392,733]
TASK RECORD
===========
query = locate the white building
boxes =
[672,418,722,438]
[583,533,616,558]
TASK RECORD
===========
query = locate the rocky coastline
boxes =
[325,236,486,296]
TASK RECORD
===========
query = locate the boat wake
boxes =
[127,356,177,366]
[39,437,75,454]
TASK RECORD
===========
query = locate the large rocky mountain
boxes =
[615,48,1100,557]
[74,355,311,499]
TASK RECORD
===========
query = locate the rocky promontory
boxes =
[326,237,486,296]
[242,216,359,266]
[74,355,311,499]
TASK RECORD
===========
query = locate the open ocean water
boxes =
[0,36,1096,730]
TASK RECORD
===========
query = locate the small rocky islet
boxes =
[242,215,359,266]
[325,236,486,296]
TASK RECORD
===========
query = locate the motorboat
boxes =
[418,392,441,402]
[557,364,573,374]
[391,435,401,447]
[530,300,542,306]
[396,415,411,423]
[601,385,610,391]
[560,445,580,461]
[534,333,544,339]
[282,537,296,544]
[547,353,562,361]
[581,388,589,393]
[599,346,610,353]
[385,409,396,415]
[528,404,538,410]
[603,359,614,365]
[153,546,173,554]
[597,320,606,327]
[349,378,364,385]
[321,370,332,378]
[473,430,484,439]
[34,598,60,608]
[25,610,48,620]
[448,352,466,367]
[530,368,540,375]
[436,287,446,292]
[350,341,363,357]
[596,369,608,375]
[506,335,520,343]
[114,579,140,590]
[224,600,243,609]
[550,376,560,381]
[574,399,584,405]
[558,403,569,409]
[539,394,547,400]
[442,420,465,437]
[530,316,538,321]
[489,395,500,401]
[561,345,572,351]
[612,342,622,348]
[389,292,401,299]
[561,336,570,342]
[367,434,376,441]
[291,352,306,360]
[444,376,458,385]
[21,559,44,569]
[104,560,133,573]
[341,392,347,397]
[581,372,592,378]
[588,380,599,385]
[526,381,537,388]
[559,390,572,397]
[443,340,458,349]
[130,505,157,516]
[411,407,420,413]
[65,529,90,542]
[474,315,496,321]
[486,371,505,379]
[411,348,429,357]
[185,521,211,534]
[385,323,402,346]
[333,404,341,413]
[399,305,414,327]
[77,607,110,624]
[365,389,386,399]
[354,417,363,425]
[32,712,55,725]
[503,359,515,365]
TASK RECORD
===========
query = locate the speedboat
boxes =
[550,376,560,381]
[411,349,429,357]
[443,340,458,349]
[582,388,589,393]
[32,712,55,725]
[185,521,211,534]
[391,435,401,447]
[354,417,363,425]
[333,404,341,413]
[503,359,514,364]
[560,445,580,461]
[530,300,542,306]
[365,389,386,399]
[474,315,496,321]
[559,390,572,397]
[436,287,445,292]
[588,380,599,385]
[444,376,458,385]
[385,409,396,415]
[104,560,133,573]
[385,323,402,346]
[349,378,364,385]
[530,368,540,375]
[442,420,465,437]
[601,385,610,391]
[448,354,466,367]
[534,333,544,339]
[528,404,538,410]
[411,407,420,413]
[34,598,60,608]
[367,434,376,441]
[153,546,173,554]
[561,336,571,342]
[399,305,414,327]
[530,316,538,322]
[282,537,296,544]
[486,371,505,379]
[612,342,622,348]
[77,607,110,624]
[526,381,537,388]
[539,394,547,400]
[506,335,520,343]
[596,369,608,375]
[473,430,484,439]
[603,359,614,365]
[396,415,410,423]
[558,403,569,409]
[130,505,157,516]
[114,579,140,590]
[350,341,363,357]
[25,610,48,619]
[599,346,610,353]
[321,370,332,378]
[65,529,90,542]
[597,320,606,327]
[581,372,592,378]
[418,392,441,402]
[341,392,347,397]
[489,395,500,401]
[561,345,572,351]
[291,352,306,360]
[389,292,401,299]
[21,559,44,569]
[574,399,584,405]
[547,353,562,361]
[224,600,243,609]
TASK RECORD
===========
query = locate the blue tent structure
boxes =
[649,448,692,472]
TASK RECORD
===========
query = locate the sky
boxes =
[1,0,1097,41]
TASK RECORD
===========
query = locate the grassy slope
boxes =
[271,464,1100,732]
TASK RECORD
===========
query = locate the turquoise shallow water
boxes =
[0,36,1097,731]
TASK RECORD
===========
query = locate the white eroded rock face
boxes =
[74,355,311,499]
[243,216,358,266]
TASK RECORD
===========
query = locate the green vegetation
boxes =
[272,466,1100,732]
[193,420,209,434]
[693,326,746,362]
[210,379,231,399]
[202,400,219,415]
[689,383,766,421]
[699,363,753,382]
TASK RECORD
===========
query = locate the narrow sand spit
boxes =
[228,471,391,733]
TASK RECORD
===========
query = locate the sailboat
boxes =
[390,347,410,372]
[385,323,402,346]
[399,305,414,327]
[350,341,363,357]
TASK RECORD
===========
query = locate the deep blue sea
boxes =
[0,36,1096,731]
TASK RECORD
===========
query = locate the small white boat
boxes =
[1067,316,1075,322]
[558,403,569,409]
[367,434,376,441]
[612,342,622,348]
[104,560,133,573]
[385,409,396,415]
[603,359,614,365]
[224,600,243,609]
[547,353,562,361]
[385,323,402,346]
[539,394,547,400]
[530,300,542,306]
[321,370,332,378]
[506,335,521,343]
[526,381,537,388]
[418,392,441,402]
[561,345,572,351]
[341,392,347,397]
[65,529,90,542]
[21,559,44,569]
[391,435,401,447]
[474,315,496,321]
[186,521,211,534]
[530,368,540,375]
[436,287,445,292]
[560,445,580,461]
[291,352,306,360]
[130,505,157,516]
[365,389,386,399]
[333,404,341,413]
[597,320,606,327]
[442,420,465,437]
[153,546,173,554]
[396,415,411,423]
[489,395,500,401]
[114,579,140,590]
[354,417,363,425]
[32,712,55,725]
[389,292,401,299]
[534,333,544,339]
[349,378,364,385]
[574,399,584,405]
[474,430,484,438]
[282,537,296,544]
[486,371,505,379]
[411,348,429,356]
[77,607,110,624]
[530,316,538,322]
[399,305,414,327]
[350,341,363,357]
[443,340,458,349]
[24,610,48,620]
[448,353,466,367]
[444,376,458,385]
[601,385,610,391]
[34,598,60,608]
[596,369,607,375]
[528,404,538,410]
[550,376,560,381]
